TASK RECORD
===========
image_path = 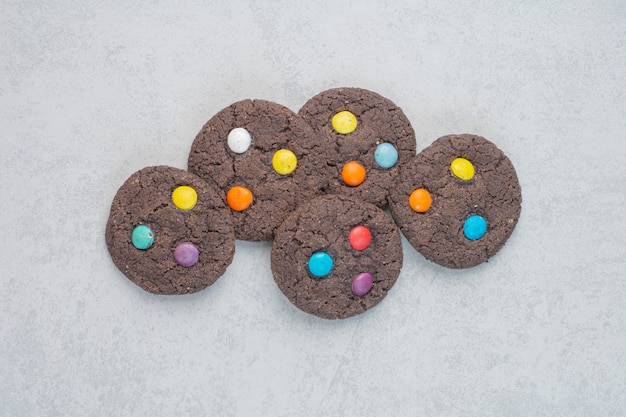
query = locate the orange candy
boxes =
[342,161,366,186]
[409,188,432,213]
[227,186,253,211]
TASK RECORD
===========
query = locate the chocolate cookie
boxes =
[298,87,417,208]
[388,134,522,269]
[187,99,331,241]
[105,166,235,294]
[271,195,403,320]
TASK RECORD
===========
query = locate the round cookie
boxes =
[298,87,417,208]
[389,134,522,269]
[105,166,235,294]
[271,195,403,320]
[187,99,331,241]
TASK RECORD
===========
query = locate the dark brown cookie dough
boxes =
[187,99,331,241]
[271,195,403,320]
[298,87,417,208]
[388,134,522,269]
[105,166,235,294]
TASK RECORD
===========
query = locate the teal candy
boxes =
[374,143,398,168]
[463,215,487,240]
[131,225,154,250]
[308,252,333,277]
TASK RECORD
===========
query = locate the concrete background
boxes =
[1,1,625,416]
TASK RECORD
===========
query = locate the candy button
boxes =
[409,188,432,213]
[464,215,487,240]
[352,272,374,296]
[308,252,333,278]
[131,225,154,250]
[172,186,197,211]
[227,127,252,154]
[226,186,253,211]
[349,226,371,251]
[272,149,297,175]
[342,161,366,186]
[374,143,398,168]
[451,157,475,180]
[332,111,357,134]
[174,242,199,267]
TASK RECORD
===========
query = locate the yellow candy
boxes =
[451,157,475,180]
[331,111,357,134]
[172,185,197,210]
[272,149,297,175]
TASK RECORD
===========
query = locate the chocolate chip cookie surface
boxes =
[298,87,417,208]
[187,99,331,241]
[271,194,403,320]
[105,166,235,294]
[389,134,522,269]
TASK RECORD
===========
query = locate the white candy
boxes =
[227,127,252,154]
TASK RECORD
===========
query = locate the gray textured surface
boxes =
[1,1,625,416]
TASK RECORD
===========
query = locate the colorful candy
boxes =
[451,157,475,180]
[272,149,297,175]
[227,127,252,154]
[308,251,333,277]
[463,215,487,240]
[171,185,197,211]
[174,242,199,267]
[131,225,154,250]
[227,186,253,211]
[374,143,398,168]
[409,188,432,213]
[342,161,366,186]
[331,111,357,134]
[349,226,371,251]
[352,272,373,296]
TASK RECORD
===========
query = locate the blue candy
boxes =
[374,143,398,168]
[308,251,333,277]
[131,224,154,250]
[463,215,487,240]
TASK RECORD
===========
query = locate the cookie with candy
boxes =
[188,99,332,241]
[298,87,417,208]
[388,134,522,269]
[105,166,235,294]
[271,194,403,319]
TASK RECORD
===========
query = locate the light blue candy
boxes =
[463,215,487,240]
[374,143,398,169]
[308,251,333,277]
[131,225,154,250]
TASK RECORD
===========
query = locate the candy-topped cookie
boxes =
[105,166,235,294]
[271,195,403,320]
[388,134,522,269]
[298,87,417,208]
[187,99,331,241]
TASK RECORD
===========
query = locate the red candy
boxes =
[349,226,371,251]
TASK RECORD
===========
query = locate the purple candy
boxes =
[352,272,373,297]
[174,242,199,267]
